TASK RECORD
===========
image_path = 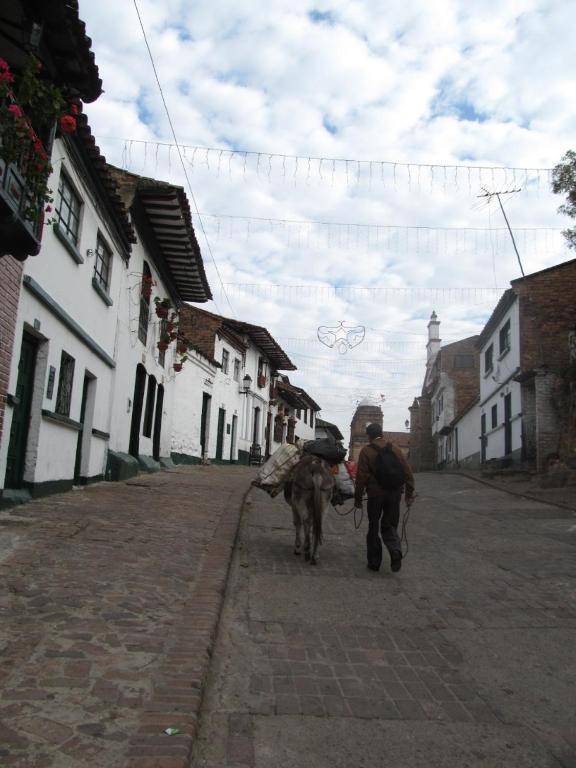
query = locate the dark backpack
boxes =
[373,442,406,490]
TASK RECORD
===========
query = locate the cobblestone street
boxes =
[195,472,576,768]
[0,465,253,767]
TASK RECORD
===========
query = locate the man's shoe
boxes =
[390,551,402,573]
[367,564,379,572]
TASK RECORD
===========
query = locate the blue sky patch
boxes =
[309,10,336,25]
[322,115,338,135]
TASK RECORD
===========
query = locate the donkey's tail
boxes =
[312,468,324,548]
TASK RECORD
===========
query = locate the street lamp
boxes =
[241,374,252,395]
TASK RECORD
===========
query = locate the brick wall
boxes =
[513,260,576,466]
[437,337,480,417]
[179,306,222,362]
[408,396,435,471]
[0,256,23,445]
[348,405,382,462]
[514,261,576,373]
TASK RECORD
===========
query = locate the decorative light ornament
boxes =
[317,321,365,354]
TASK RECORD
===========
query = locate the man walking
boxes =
[354,423,415,573]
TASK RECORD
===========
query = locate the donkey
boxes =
[286,455,335,565]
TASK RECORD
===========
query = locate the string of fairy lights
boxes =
[104,136,553,195]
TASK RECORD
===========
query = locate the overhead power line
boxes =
[131,0,234,317]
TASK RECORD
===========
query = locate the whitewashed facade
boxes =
[477,292,522,464]
[0,133,133,496]
[171,308,298,464]
[0,127,212,498]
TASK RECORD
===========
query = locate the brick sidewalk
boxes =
[0,465,254,767]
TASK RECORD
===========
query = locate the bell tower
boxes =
[348,399,383,462]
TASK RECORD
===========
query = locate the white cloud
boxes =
[80,0,575,444]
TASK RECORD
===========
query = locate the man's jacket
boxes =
[354,437,415,505]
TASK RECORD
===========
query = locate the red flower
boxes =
[0,71,15,83]
[0,58,9,71]
[45,205,52,213]
[8,104,23,118]
[69,103,79,115]
[59,115,77,134]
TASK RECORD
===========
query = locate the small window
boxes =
[56,173,82,246]
[491,404,497,429]
[233,358,240,382]
[296,409,301,419]
[138,262,151,345]
[499,320,511,355]
[55,351,75,417]
[222,349,229,375]
[158,319,167,367]
[93,234,112,291]
[304,409,308,424]
[484,344,494,373]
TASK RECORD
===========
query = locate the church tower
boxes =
[348,399,383,462]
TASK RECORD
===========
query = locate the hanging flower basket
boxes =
[154,296,173,319]
[157,340,169,352]
[173,362,183,373]
[176,340,188,354]
[0,55,78,229]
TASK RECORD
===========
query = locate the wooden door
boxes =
[504,393,512,455]
[230,415,237,462]
[215,408,226,460]
[74,374,90,482]
[152,385,164,461]
[5,334,37,488]
[200,393,211,458]
[129,364,147,458]
[480,413,487,463]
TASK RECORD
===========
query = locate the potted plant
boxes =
[176,338,188,355]
[141,274,155,299]
[0,55,78,230]
[157,339,169,352]
[174,354,189,373]
[154,297,172,318]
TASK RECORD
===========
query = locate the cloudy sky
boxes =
[81,0,574,444]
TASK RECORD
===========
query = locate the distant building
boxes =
[410,259,576,473]
[348,399,383,462]
[315,418,344,442]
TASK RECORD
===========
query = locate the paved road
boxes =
[0,465,252,768]
[194,472,576,768]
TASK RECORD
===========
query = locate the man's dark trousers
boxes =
[366,490,402,570]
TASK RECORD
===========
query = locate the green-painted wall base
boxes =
[171,452,202,465]
[105,451,140,482]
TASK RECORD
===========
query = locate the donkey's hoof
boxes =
[293,549,301,556]
[304,552,311,562]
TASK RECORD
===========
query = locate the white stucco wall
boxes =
[106,233,178,461]
[171,332,276,462]
[0,139,125,489]
[452,403,481,465]
[0,137,185,492]
[478,299,522,460]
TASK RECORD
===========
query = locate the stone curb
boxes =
[124,484,254,768]
[447,471,576,513]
